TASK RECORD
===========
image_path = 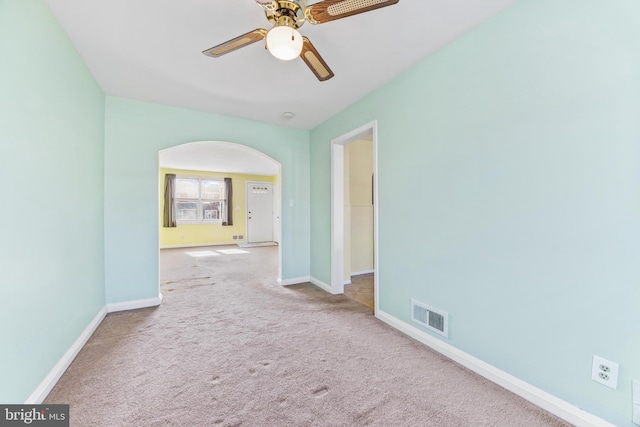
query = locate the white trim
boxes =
[279,277,335,293]
[331,142,345,294]
[351,269,374,276]
[343,280,352,285]
[278,276,311,286]
[160,242,244,249]
[25,306,108,404]
[309,276,334,294]
[331,121,379,299]
[372,124,380,316]
[375,309,614,427]
[275,172,283,285]
[106,294,163,313]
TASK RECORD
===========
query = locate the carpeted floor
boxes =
[45,245,571,427]
[344,273,375,312]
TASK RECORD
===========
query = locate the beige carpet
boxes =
[45,246,571,427]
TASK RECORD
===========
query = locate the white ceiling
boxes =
[159,141,279,175]
[45,0,515,131]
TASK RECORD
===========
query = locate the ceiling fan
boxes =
[202,0,400,82]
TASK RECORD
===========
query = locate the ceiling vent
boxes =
[411,299,449,338]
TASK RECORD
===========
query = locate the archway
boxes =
[158,141,283,286]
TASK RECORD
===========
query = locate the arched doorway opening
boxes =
[158,141,282,287]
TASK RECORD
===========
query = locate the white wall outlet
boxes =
[632,380,640,425]
[591,355,619,389]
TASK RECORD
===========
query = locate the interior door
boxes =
[247,182,273,243]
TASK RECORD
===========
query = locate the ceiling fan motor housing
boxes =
[266,1,307,29]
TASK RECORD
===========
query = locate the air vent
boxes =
[411,299,449,337]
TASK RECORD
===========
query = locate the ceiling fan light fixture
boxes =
[266,26,303,61]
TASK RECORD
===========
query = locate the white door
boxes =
[247,182,273,243]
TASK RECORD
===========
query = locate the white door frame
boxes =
[331,121,379,313]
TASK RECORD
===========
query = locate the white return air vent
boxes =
[411,299,449,338]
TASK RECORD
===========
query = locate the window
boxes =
[175,178,225,223]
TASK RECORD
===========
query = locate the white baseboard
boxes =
[278,276,311,286]
[160,242,243,249]
[279,277,337,295]
[26,294,164,404]
[25,306,108,404]
[106,294,163,313]
[351,269,374,276]
[309,276,333,294]
[375,310,614,427]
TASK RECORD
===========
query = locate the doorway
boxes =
[158,141,283,282]
[331,121,379,314]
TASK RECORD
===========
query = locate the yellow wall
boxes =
[159,168,275,247]
[344,139,374,277]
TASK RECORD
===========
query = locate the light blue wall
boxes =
[310,0,640,425]
[104,97,310,304]
[2,0,636,422]
[0,0,106,402]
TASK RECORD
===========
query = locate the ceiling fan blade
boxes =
[300,37,334,81]
[305,0,399,24]
[202,29,268,57]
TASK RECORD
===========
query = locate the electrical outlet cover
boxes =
[591,355,619,389]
